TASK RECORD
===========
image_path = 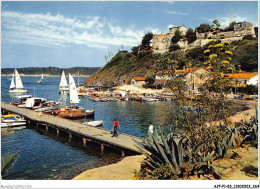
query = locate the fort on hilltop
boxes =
[152,22,256,53]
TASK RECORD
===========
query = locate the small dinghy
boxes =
[83,120,103,127]
[1,114,26,128]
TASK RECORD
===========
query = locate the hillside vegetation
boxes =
[85,37,258,87]
[1,67,100,76]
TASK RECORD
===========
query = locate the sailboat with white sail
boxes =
[45,73,94,119]
[37,74,44,84]
[9,69,27,93]
[59,70,69,93]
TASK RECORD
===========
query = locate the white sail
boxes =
[10,74,15,89]
[69,73,79,104]
[41,74,43,79]
[15,69,24,89]
[59,70,68,87]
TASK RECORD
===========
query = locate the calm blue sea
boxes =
[1,75,179,179]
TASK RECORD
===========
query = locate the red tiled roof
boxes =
[133,77,146,81]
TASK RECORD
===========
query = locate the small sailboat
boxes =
[59,70,69,93]
[37,74,44,84]
[9,69,27,93]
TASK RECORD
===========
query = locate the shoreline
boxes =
[72,99,258,180]
[1,74,90,77]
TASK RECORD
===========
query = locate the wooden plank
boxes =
[1,102,142,154]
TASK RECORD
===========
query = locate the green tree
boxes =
[254,27,258,37]
[169,44,181,52]
[171,29,183,44]
[145,75,155,84]
[131,46,139,56]
[225,21,236,31]
[141,32,153,50]
[196,23,210,33]
[185,28,197,44]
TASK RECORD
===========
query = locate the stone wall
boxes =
[152,22,255,53]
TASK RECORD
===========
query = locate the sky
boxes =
[1,1,258,68]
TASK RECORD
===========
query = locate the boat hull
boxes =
[1,120,26,128]
[83,120,103,127]
[44,109,94,119]
[9,89,27,93]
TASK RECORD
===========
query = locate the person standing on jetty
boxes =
[111,119,120,137]
[148,122,154,135]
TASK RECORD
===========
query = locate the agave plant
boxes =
[241,105,258,147]
[134,126,192,177]
[189,150,222,179]
[1,152,19,177]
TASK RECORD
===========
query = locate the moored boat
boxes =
[83,120,103,127]
[45,73,94,119]
[1,114,26,128]
[10,95,32,106]
[18,97,47,108]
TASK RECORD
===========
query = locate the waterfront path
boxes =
[1,102,142,155]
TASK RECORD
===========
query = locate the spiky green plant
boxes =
[241,106,258,147]
[1,152,19,177]
[189,150,222,179]
[134,126,193,178]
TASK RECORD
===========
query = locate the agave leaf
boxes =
[143,160,157,170]
[178,136,187,168]
[192,140,208,154]
[228,133,235,147]
[215,142,222,157]
[152,135,172,165]
[153,128,162,144]
[1,152,19,176]
[158,126,173,164]
[135,145,162,168]
[203,151,215,162]
[144,138,160,155]
[171,140,179,170]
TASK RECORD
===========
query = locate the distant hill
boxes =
[1,67,101,76]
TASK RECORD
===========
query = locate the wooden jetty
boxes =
[1,102,142,156]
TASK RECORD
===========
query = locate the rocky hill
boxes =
[85,37,258,87]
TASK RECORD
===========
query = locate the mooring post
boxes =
[56,128,59,137]
[68,132,72,142]
[121,150,125,157]
[83,138,87,146]
[45,125,48,132]
[101,144,104,153]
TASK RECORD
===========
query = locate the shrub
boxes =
[185,28,197,44]
[169,44,181,52]
[171,29,183,44]
[152,164,177,180]
[242,35,255,40]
